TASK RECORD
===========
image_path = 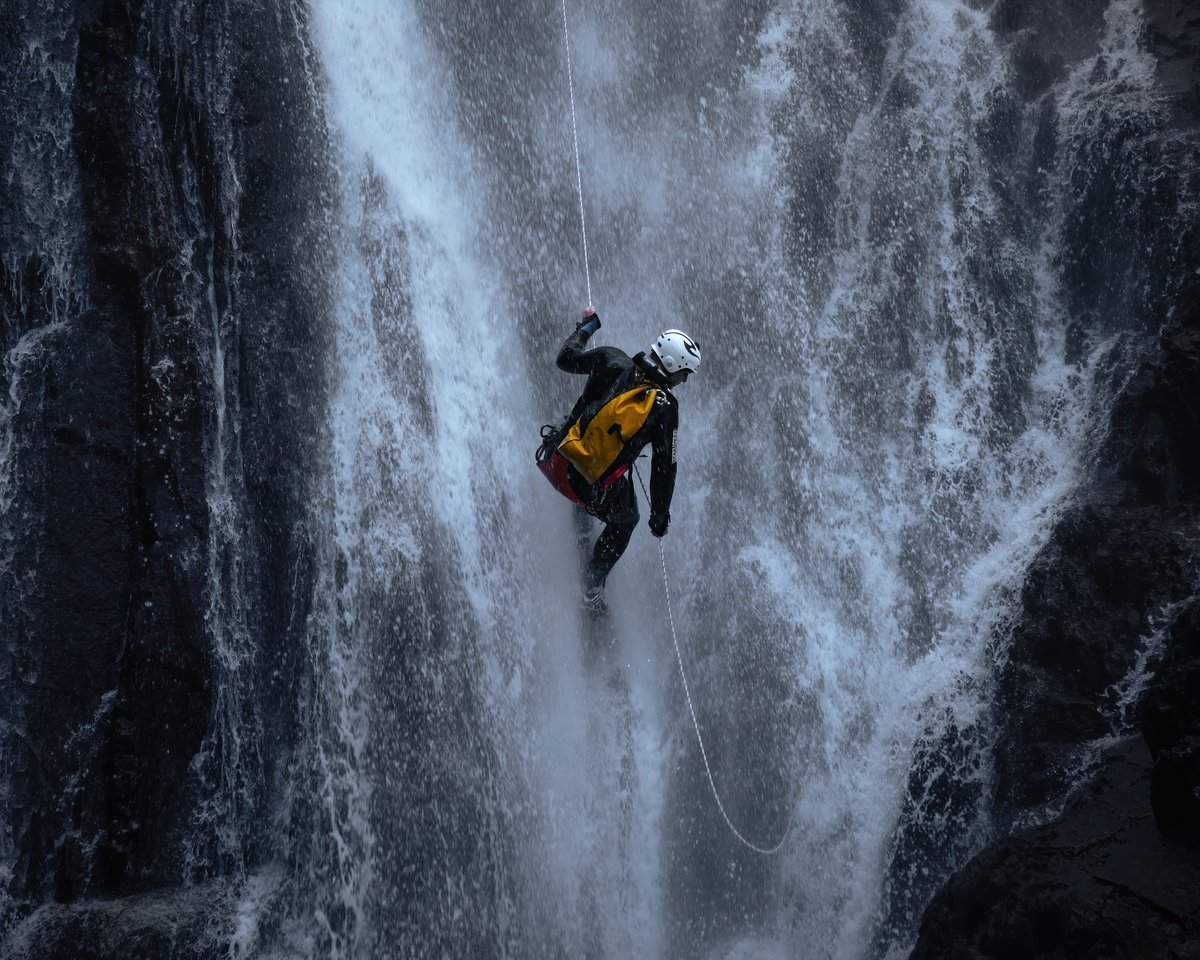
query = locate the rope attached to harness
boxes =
[557,1,786,856]
[559,0,592,306]
[634,466,788,855]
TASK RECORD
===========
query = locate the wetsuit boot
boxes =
[583,560,608,615]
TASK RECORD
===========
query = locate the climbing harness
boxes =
[560,0,592,306]
[536,421,629,511]
[558,4,787,856]
[634,466,789,856]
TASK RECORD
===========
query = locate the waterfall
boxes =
[298,0,1191,956]
[1,0,1194,957]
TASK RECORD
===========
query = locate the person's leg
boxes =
[587,519,635,587]
[586,477,638,589]
[574,504,594,552]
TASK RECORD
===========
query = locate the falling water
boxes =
[1,0,1193,957]
[291,0,1186,957]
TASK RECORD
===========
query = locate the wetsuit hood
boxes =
[632,351,673,390]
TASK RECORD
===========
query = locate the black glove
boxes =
[649,511,670,538]
[576,309,601,336]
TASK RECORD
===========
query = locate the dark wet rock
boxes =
[994,495,1199,818]
[1,0,331,926]
[911,16,1200,944]
[911,737,1200,960]
[900,231,1200,959]
[3,882,235,960]
[911,250,1200,955]
[994,237,1200,810]
[1143,603,1200,845]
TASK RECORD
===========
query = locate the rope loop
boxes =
[634,466,788,855]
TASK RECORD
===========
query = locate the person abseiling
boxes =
[536,306,701,612]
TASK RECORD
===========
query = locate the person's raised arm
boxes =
[557,306,603,374]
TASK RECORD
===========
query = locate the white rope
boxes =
[559,0,592,306]
[635,467,788,855]
[557,0,784,856]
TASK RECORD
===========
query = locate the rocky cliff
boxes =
[910,0,1200,939]
[912,312,1200,958]
[1,0,331,945]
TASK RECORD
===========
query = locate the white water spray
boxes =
[300,0,1178,956]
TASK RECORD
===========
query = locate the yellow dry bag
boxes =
[557,384,659,484]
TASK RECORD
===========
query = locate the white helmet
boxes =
[650,329,701,375]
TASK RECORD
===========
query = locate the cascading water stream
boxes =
[294,0,1192,957]
[302,2,641,955]
[1,0,1193,958]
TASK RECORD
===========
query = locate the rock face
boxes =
[870,0,1200,948]
[912,736,1200,960]
[3,882,235,960]
[909,307,1200,959]
[1,0,331,943]
[1144,604,1200,849]
[993,301,1200,821]
[911,53,1200,956]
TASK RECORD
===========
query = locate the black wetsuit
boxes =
[556,325,679,586]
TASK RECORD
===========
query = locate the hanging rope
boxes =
[559,0,592,306]
[634,466,789,856]
[557,0,786,856]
